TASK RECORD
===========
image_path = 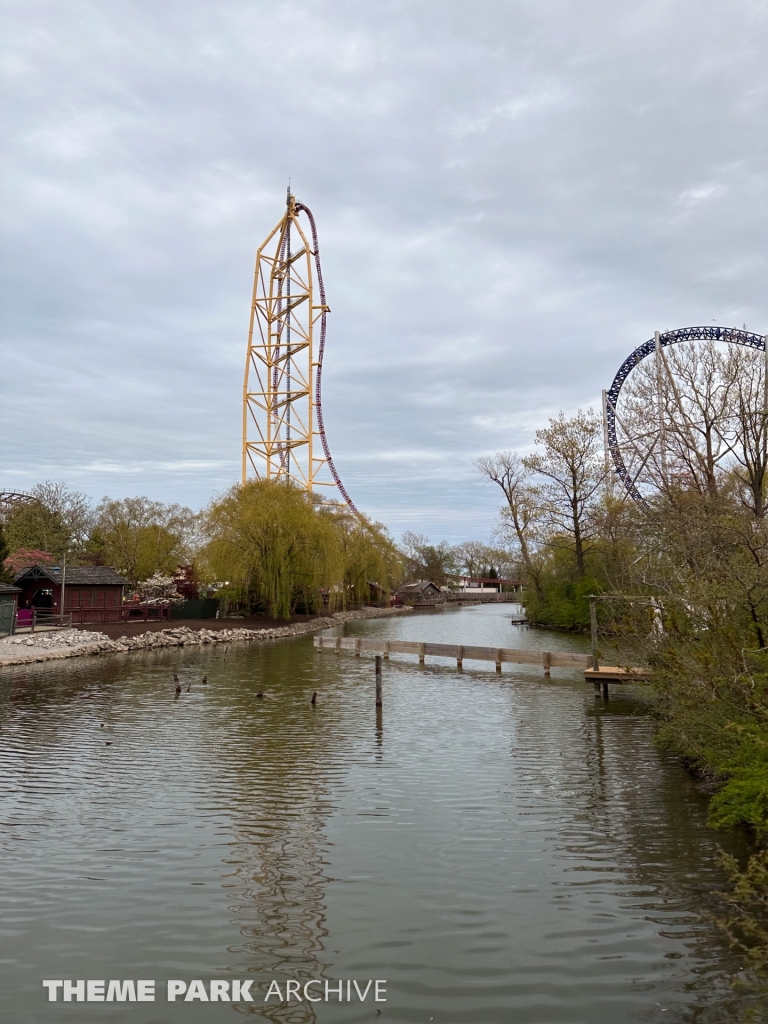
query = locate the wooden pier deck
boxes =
[314,634,646,682]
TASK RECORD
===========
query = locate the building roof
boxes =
[0,582,21,594]
[13,564,131,587]
[398,580,442,593]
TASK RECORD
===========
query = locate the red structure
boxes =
[12,564,171,625]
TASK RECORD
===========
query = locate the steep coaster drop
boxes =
[242,190,358,514]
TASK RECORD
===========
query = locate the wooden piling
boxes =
[601,682,609,700]
[495,648,502,673]
[418,643,425,666]
[543,651,552,676]
[384,640,390,660]
[589,597,599,671]
[457,644,464,669]
[334,636,341,654]
[375,655,382,706]
[355,638,361,657]
[311,691,317,705]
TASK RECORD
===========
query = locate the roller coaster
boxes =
[604,325,768,505]
[242,191,358,514]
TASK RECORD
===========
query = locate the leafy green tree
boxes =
[93,497,199,585]
[204,480,339,618]
[400,531,456,587]
[3,482,93,559]
[204,481,400,618]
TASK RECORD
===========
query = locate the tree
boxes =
[523,409,605,579]
[400,531,457,587]
[453,541,515,580]
[203,480,341,618]
[476,452,541,589]
[3,482,93,558]
[3,549,54,576]
[452,540,488,577]
[93,497,199,585]
[333,510,402,607]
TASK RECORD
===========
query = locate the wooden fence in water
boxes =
[313,635,591,674]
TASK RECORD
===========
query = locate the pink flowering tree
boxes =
[4,549,55,575]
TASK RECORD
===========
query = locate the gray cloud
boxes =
[1,0,767,542]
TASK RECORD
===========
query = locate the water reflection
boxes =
[0,608,759,1024]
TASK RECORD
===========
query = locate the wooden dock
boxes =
[313,636,648,692]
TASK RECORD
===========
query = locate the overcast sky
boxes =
[2,1,767,543]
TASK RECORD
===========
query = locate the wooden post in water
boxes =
[542,651,551,676]
[418,643,425,666]
[375,655,382,706]
[456,644,464,669]
[334,636,341,654]
[589,597,599,671]
[495,649,502,674]
[355,638,361,657]
[384,640,390,660]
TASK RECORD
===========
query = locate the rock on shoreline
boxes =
[0,607,412,668]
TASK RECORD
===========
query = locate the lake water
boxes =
[0,604,755,1023]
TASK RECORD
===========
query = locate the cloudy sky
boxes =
[1,1,767,543]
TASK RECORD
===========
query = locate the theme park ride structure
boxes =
[0,490,36,512]
[603,325,768,505]
[242,191,359,514]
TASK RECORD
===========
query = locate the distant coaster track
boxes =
[0,490,36,512]
[606,325,767,505]
[294,201,359,515]
[242,192,359,516]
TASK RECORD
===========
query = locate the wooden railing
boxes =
[314,635,591,673]
[15,610,73,632]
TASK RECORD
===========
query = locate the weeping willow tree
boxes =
[332,506,402,608]
[204,480,338,618]
[203,480,402,619]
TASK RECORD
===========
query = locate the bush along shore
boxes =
[0,606,411,668]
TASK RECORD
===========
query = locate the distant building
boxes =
[457,576,521,595]
[396,581,445,606]
[14,564,130,624]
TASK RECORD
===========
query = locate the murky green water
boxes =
[0,604,756,1023]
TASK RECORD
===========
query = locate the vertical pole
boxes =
[542,651,551,676]
[60,552,66,626]
[456,644,463,669]
[286,205,291,479]
[590,596,599,671]
[496,648,502,674]
[418,643,425,666]
[375,655,382,707]
[384,640,390,660]
[355,638,361,657]
[655,330,667,485]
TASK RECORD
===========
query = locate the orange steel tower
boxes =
[242,191,358,512]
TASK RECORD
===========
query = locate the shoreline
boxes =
[0,606,413,669]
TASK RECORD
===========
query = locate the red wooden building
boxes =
[14,564,131,625]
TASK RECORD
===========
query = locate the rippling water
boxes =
[0,604,756,1022]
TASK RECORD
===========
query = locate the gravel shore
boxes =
[0,606,412,668]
